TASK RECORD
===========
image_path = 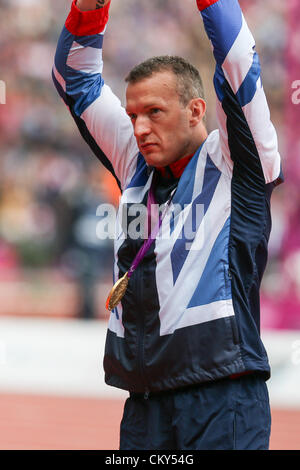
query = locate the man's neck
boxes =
[156,129,208,179]
[156,153,195,179]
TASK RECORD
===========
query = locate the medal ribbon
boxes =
[106,172,176,310]
[127,175,175,279]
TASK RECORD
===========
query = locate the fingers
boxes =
[96,0,111,7]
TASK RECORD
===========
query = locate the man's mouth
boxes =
[140,142,158,152]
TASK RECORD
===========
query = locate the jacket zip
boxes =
[135,263,150,398]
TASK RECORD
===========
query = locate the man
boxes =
[53,0,283,450]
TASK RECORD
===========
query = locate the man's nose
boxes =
[134,116,151,138]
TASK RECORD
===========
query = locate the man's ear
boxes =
[188,98,206,126]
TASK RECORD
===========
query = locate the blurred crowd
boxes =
[0,0,299,327]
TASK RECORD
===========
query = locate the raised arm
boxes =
[52,0,139,191]
[196,0,282,185]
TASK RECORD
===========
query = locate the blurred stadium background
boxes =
[0,0,299,450]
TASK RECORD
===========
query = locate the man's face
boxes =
[126,71,198,168]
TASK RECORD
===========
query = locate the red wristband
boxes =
[196,0,219,11]
[65,0,111,36]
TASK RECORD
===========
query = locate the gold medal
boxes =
[106,272,129,311]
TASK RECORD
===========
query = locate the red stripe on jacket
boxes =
[196,0,220,12]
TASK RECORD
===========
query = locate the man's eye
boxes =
[150,108,161,115]
[129,114,137,121]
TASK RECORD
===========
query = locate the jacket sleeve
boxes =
[197,0,282,185]
[52,0,139,191]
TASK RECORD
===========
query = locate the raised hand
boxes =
[95,0,111,8]
[76,0,111,12]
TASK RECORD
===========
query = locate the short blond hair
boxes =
[125,55,205,106]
